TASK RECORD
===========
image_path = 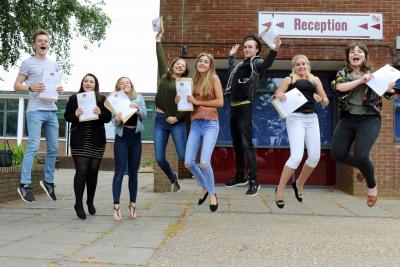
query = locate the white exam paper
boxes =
[39,70,62,101]
[152,16,163,32]
[259,19,278,50]
[176,78,194,111]
[77,91,98,122]
[271,88,308,118]
[366,64,400,96]
[105,91,137,123]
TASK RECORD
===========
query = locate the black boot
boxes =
[74,204,87,220]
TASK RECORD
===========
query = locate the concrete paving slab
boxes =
[0,257,51,267]
[1,169,400,266]
[0,240,80,260]
[68,244,154,265]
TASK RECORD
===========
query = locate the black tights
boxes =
[72,156,102,206]
[331,114,381,189]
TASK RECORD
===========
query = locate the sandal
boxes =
[367,195,378,207]
[113,204,122,222]
[128,202,137,219]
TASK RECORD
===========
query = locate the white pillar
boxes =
[17,97,24,145]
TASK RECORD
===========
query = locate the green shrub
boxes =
[0,143,38,166]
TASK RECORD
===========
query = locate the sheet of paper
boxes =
[176,78,194,111]
[366,64,400,96]
[39,70,62,101]
[152,16,164,32]
[105,90,137,123]
[259,18,278,50]
[271,88,308,118]
[77,91,99,122]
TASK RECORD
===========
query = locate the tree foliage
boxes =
[0,0,111,75]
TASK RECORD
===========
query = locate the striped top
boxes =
[71,123,105,159]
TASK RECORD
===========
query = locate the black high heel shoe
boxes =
[291,181,303,203]
[74,204,87,220]
[275,188,285,209]
[210,194,218,212]
[87,201,96,215]
[198,191,209,205]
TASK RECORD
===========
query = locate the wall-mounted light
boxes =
[180,45,188,57]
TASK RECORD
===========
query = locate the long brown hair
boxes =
[345,42,371,73]
[114,76,137,99]
[166,57,189,79]
[192,53,216,97]
[78,73,102,103]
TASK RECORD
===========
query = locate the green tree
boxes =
[0,0,111,75]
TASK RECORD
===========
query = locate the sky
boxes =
[0,0,160,93]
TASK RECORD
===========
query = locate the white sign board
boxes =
[258,12,383,39]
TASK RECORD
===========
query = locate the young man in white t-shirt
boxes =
[14,29,64,203]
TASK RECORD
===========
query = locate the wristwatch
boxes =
[28,86,32,92]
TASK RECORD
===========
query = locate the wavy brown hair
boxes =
[166,57,189,78]
[345,41,371,73]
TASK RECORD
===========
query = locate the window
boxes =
[215,69,336,148]
[141,102,154,141]
[395,97,400,142]
[4,99,18,137]
[57,99,68,139]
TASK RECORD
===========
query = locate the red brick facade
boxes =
[160,0,400,195]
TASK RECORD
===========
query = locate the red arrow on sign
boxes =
[358,23,368,30]
[371,23,380,30]
[262,22,271,28]
[276,22,284,28]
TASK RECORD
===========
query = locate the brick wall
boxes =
[160,0,400,195]
[0,165,44,203]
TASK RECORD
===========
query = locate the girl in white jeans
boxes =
[274,55,329,208]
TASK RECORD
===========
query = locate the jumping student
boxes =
[14,29,63,203]
[224,35,281,196]
[64,73,112,219]
[177,53,223,212]
[331,42,395,207]
[111,77,147,222]
[154,30,190,192]
[274,55,329,209]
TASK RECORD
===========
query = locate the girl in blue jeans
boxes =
[177,53,224,212]
[111,76,147,222]
[154,30,190,191]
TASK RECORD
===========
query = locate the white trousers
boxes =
[285,112,321,169]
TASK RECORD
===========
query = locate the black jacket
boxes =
[64,94,112,148]
[225,50,277,102]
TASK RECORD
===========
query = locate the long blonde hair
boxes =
[289,54,315,83]
[115,76,137,99]
[192,53,216,97]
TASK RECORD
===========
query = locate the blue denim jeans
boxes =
[112,128,142,204]
[21,111,59,184]
[153,112,186,182]
[185,119,219,195]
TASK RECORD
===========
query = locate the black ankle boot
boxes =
[74,204,87,220]
[87,201,96,215]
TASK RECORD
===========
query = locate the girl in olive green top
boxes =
[154,30,189,191]
[331,42,395,207]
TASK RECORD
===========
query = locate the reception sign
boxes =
[258,12,383,39]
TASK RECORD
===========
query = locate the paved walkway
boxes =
[1,169,400,266]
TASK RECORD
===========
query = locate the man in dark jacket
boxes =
[224,35,281,196]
